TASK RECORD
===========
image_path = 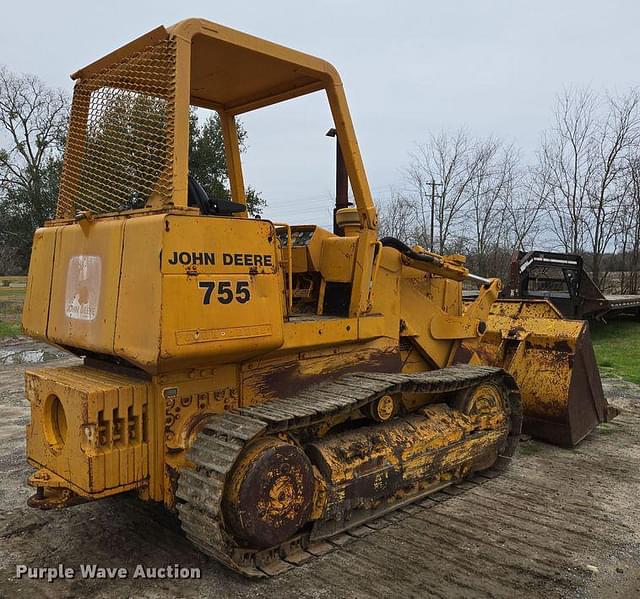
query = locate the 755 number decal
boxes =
[198,280,251,305]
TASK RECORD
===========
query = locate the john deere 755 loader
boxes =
[21,18,612,576]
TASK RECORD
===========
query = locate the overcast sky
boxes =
[3,1,640,227]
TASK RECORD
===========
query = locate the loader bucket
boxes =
[459,299,616,447]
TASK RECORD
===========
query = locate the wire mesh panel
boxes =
[57,37,177,218]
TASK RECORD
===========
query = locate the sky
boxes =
[3,0,640,228]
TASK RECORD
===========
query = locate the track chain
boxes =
[177,364,522,577]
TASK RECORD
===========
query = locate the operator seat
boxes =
[187,175,246,216]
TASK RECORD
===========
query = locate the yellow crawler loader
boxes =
[21,19,613,576]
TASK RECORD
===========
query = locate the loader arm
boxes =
[380,237,502,367]
[402,251,502,339]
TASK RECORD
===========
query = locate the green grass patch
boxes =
[596,423,614,435]
[0,288,26,300]
[0,300,23,324]
[0,319,22,337]
[590,318,640,384]
[518,443,542,455]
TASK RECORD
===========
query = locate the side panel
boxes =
[161,273,284,367]
[22,227,57,338]
[30,214,285,371]
[47,220,125,353]
[114,215,164,370]
[158,215,285,369]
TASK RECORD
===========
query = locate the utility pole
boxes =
[428,179,442,252]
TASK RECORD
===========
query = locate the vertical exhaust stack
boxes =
[326,128,349,235]
[461,300,617,447]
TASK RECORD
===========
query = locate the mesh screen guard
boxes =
[57,37,177,218]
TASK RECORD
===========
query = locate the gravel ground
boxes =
[0,337,639,598]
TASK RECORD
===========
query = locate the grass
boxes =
[0,277,26,338]
[518,443,543,455]
[590,318,640,384]
[0,289,26,301]
[0,320,21,337]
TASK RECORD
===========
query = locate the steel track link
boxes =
[176,364,522,577]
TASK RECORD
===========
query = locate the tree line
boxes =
[378,87,640,293]
[2,62,640,294]
[0,66,265,274]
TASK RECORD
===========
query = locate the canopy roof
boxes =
[71,18,341,115]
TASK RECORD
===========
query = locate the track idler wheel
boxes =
[222,437,315,548]
[452,381,510,471]
[453,382,506,421]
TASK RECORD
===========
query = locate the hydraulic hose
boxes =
[379,237,443,267]
[379,236,493,286]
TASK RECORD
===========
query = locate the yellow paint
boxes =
[374,395,395,421]
[22,228,57,337]
[26,366,150,497]
[463,299,596,442]
[309,400,508,518]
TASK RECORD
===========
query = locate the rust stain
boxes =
[452,344,473,365]
[246,346,401,402]
[552,340,573,354]
[307,399,509,518]
[165,465,179,512]
[507,325,526,337]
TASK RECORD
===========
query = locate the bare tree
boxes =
[377,191,417,241]
[586,90,640,285]
[407,129,489,254]
[617,156,640,293]
[466,140,519,274]
[540,87,597,254]
[503,164,547,251]
[0,66,68,272]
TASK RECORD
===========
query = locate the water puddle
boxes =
[0,345,67,365]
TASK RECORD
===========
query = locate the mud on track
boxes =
[0,338,639,598]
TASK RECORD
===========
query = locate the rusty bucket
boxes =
[460,300,617,447]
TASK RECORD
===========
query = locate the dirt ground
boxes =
[1,337,639,599]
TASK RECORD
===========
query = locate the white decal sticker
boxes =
[64,255,101,321]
